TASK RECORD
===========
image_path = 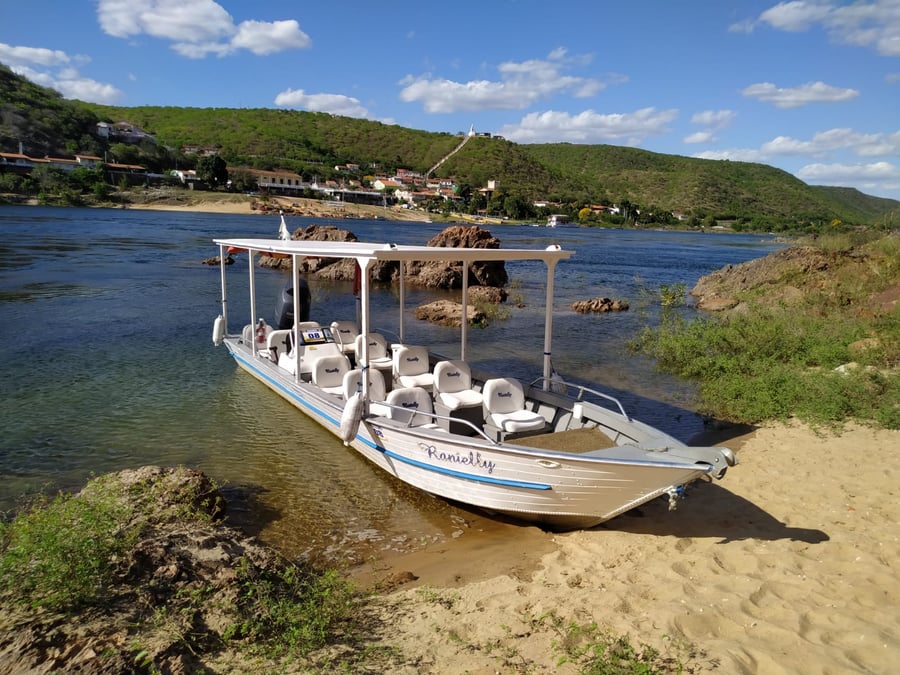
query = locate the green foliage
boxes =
[630,290,900,428]
[196,154,228,187]
[0,64,100,158]
[226,558,358,658]
[658,282,686,308]
[539,612,698,674]
[0,488,137,611]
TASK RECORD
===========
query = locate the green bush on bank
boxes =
[0,487,136,610]
[0,471,365,669]
[631,235,900,429]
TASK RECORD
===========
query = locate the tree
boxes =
[196,155,228,188]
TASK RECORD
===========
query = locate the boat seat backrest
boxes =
[393,345,435,391]
[386,386,435,426]
[354,332,391,362]
[311,354,351,391]
[483,377,526,414]
[342,368,387,401]
[433,360,483,410]
[267,329,292,355]
[394,345,430,377]
[243,322,272,350]
[434,360,473,394]
[482,377,547,434]
[330,320,360,353]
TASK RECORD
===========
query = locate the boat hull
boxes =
[227,340,711,529]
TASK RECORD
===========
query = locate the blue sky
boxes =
[2,1,899,201]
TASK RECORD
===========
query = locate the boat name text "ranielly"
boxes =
[421,444,496,474]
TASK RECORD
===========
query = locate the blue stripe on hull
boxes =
[230,348,551,491]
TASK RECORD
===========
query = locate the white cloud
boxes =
[756,0,900,56]
[231,20,311,55]
[691,110,736,128]
[685,110,735,143]
[761,128,900,156]
[399,49,604,114]
[497,107,678,145]
[684,130,717,144]
[274,89,370,118]
[9,64,124,104]
[694,127,900,197]
[728,19,757,33]
[95,0,310,58]
[97,0,234,42]
[694,148,765,163]
[758,1,834,31]
[0,43,72,67]
[1,44,123,104]
[742,81,859,108]
[797,160,900,193]
[54,76,125,104]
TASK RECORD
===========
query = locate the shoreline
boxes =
[125,193,437,222]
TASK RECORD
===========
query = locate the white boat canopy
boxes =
[213,237,574,389]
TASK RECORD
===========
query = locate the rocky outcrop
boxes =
[571,297,629,313]
[691,246,840,312]
[414,300,486,327]
[404,226,509,289]
[0,467,313,675]
[202,254,233,265]
[254,224,509,292]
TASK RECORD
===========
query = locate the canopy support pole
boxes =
[248,251,258,355]
[460,258,468,361]
[542,258,559,391]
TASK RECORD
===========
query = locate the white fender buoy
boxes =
[340,393,364,445]
[212,315,226,346]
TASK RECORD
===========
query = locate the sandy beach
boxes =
[362,422,899,674]
[126,193,434,222]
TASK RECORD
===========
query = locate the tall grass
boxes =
[630,235,900,428]
[0,488,137,610]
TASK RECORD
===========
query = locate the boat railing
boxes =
[373,402,498,444]
[528,376,630,421]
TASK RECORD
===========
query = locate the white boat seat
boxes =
[311,354,351,395]
[342,368,387,402]
[243,322,272,352]
[354,332,393,381]
[330,320,360,356]
[266,329,292,359]
[433,360,482,410]
[385,387,439,428]
[393,345,434,391]
[482,378,547,435]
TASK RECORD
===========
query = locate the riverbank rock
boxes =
[0,467,310,674]
[202,254,233,265]
[468,285,508,304]
[255,224,510,292]
[414,300,486,327]
[571,297,629,313]
[405,225,508,289]
[691,245,855,312]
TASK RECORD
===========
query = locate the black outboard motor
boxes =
[274,276,311,329]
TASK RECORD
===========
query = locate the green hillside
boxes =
[2,63,897,228]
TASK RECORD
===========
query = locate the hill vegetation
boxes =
[2,63,898,231]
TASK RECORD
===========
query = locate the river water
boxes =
[0,205,784,565]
